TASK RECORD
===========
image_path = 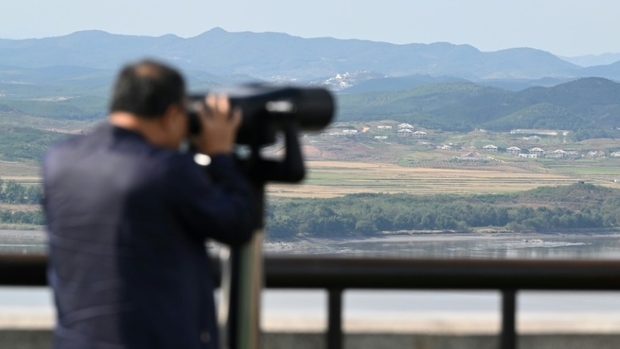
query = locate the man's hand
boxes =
[194,94,242,155]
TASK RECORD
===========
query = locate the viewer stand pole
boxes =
[220,122,306,349]
[327,288,343,349]
[501,289,517,349]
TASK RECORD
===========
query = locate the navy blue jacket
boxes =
[43,123,254,349]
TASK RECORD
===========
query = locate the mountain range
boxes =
[561,53,620,67]
[1,28,619,88]
[337,77,620,136]
[1,29,620,140]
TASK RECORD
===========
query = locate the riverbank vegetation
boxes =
[1,182,619,237]
[266,183,620,240]
[0,178,42,205]
[0,210,43,226]
[0,178,44,225]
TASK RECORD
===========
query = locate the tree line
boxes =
[0,210,44,225]
[266,184,620,240]
[0,178,43,204]
[2,181,619,232]
[0,126,68,162]
[0,178,44,225]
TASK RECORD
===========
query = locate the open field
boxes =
[266,160,594,198]
[2,126,619,199]
[263,128,620,198]
[0,160,41,180]
[0,113,96,134]
[545,163,620,175]
[3,157,616,200]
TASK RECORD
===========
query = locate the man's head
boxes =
[110,59,185,118]
[109,60,188,148]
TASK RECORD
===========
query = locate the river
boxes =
[3,230,620,332]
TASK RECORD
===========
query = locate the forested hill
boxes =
[337,77,620,136]
[0,77,619,163]
[266,184,620,240]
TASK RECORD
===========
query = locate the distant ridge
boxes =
[561,53,620,67]
[2,28,615,82]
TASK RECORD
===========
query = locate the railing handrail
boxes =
[0,254,47,286]
[264,256,620,290]
[5,254,620,349]
[4,254,620,289]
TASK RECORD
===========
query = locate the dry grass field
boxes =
[264,131,620,198]
[0,160,41,181]
[267,160,588,198]
[3,156,615,200]
[3,129,619,200]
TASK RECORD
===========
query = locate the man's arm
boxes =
[172,94,254,245]
[166,153,254,246]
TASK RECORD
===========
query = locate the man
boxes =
[43,60,254,349]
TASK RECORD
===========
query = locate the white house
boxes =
[483,145,498,152]
[529,147,545,157]
[377,125,392,130]
[506,146,521,155]
[547,149,568,158]
[398,129,413,137]
[398,123,414,130]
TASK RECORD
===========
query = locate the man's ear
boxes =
[160,104,182,128]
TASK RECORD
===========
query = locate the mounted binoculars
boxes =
[187,84,336,349]
[187,84,335,147]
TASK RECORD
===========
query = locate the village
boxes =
[314,121,620,163]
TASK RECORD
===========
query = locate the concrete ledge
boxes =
[0,330,52,349]
[266,333,620,349]
[5,330,620,349]
[0,308,54,329]
[262,313,620,335]
[7,311,620,335]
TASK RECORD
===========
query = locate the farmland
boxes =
[2,119,620,234]
[267,161,578,198]
[3,124,620,199]
[265,124,620,198]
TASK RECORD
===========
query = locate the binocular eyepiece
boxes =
[187,84,335,146]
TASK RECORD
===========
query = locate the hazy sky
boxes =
[1,0,617,56]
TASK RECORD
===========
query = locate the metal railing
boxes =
[4,254,620,349]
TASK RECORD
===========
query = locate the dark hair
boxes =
[109,59,186,118]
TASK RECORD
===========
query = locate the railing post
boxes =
[327,288,343,349]
[501,289,517,349]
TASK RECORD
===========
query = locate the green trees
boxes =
[0,126,68,162]
[0,210,44,225]
[0,178,44,226]
[266,184,620,239]
[0,179,43,204]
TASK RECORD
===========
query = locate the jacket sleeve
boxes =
[165,153,255,246]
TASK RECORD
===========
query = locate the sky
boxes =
[1,0,618,57]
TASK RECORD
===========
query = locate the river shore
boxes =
[263,232,620,259]
[3,229,620,260]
